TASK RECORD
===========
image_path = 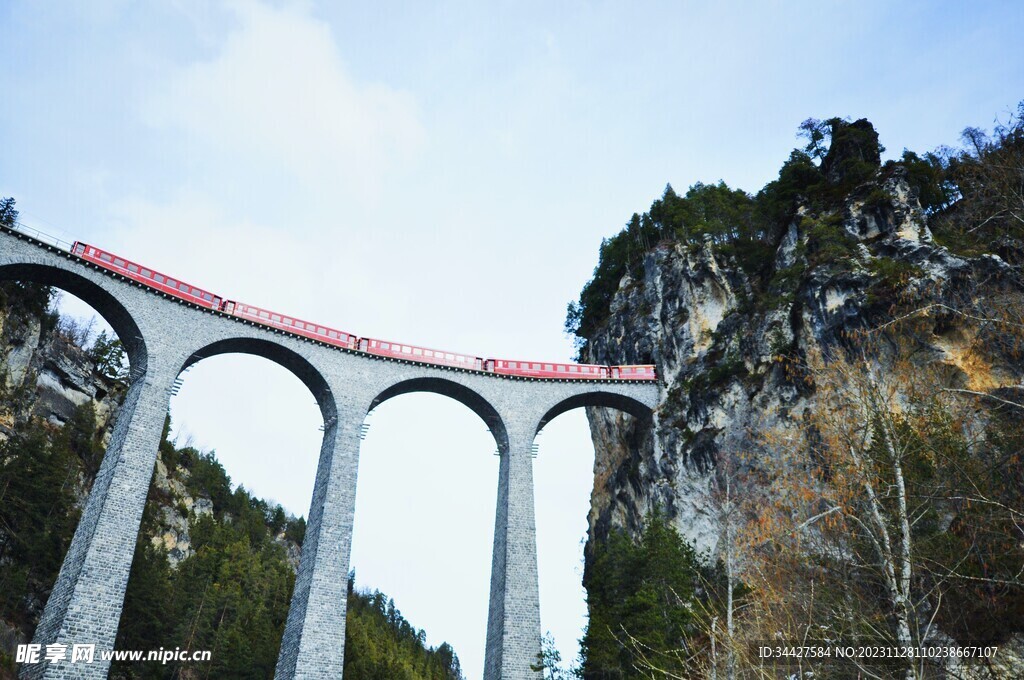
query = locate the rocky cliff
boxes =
[582,125,1023,558]
[572,116,1024,676]
[0,294,124,445]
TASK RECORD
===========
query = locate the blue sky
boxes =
[2,1,1022,676]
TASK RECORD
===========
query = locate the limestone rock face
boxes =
[0,306,124,443]
[582,169,1024,561]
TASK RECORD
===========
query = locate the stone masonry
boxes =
[1,224,660,680]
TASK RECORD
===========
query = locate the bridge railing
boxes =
[5,220,76,252]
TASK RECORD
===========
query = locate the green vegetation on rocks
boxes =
[568,106,1024,353]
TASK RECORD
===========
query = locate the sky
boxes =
[2,1,1022,676]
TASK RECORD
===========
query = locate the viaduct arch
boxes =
[1,225,660,680]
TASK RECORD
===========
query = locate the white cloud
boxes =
[145,0,424,199]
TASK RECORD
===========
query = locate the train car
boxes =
[486,358,609,379]
[610,365,657,381]
[72,242,223,310]
[222,300,357,350]
[358,337,484,371]
[68,242,656,382]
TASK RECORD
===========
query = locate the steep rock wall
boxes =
[583,168,1024,560]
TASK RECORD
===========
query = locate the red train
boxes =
[71,242,657,382]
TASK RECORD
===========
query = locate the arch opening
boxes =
[369,376,508,452]
[535,390,654,435]
[180,336,336,423]
[531,392,655,674]
[0,266,146,658]
[0,262,148,373]
[112,349,325,676]
[352,390,500,680]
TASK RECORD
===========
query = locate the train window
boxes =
[127,263,139,273]
[569,366,578,372]
[271,315,280,322]
[424,350,433,357]
[114,258,126,267]
[381,342,390,349]
[557,365,565,371]
[318,327,326,334]
[545,364,552,371]
[154,274,164,283]
[446,353,454,361]
[100,253,112,262]
[204,293,213,301]
[180,283,190,291]
[167,279,177,287]
[141,269,151,277]
[328,331,337,338]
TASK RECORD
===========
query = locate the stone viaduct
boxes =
[1,224,660,679]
